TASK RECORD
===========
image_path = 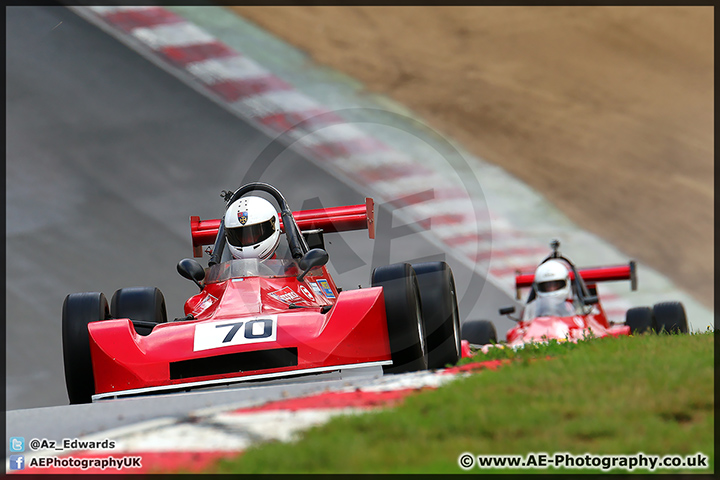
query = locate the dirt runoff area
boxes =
[228,6,714,309]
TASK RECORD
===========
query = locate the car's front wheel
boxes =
[110,286,167,336]
[625,306,654,334]
[62,292,110,404]
[372,263,428,374]
[462,319,498,346]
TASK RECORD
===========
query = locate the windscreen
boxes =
[523,296,577,320]
[204,258,325,284]
[205,259,299,283]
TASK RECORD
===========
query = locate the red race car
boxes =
[462,240,688,350]
[62,182,462,404]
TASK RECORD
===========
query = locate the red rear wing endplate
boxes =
[515,261,637,295]
[190,198,375,257]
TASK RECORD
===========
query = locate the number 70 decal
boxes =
[193,315,277,351]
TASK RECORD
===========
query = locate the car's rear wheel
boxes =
[462,319,498,346]
[372,263,428,374]
[412,261,461,369]
[110,287,167,336]
[62,292,110,404]
[652,302,688,334]
[624,306,654,334]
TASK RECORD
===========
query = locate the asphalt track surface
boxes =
[6,6,514,437]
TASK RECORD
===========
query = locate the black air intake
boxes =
[170,347,298,380]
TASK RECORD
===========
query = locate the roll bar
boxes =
[207,182,307,266]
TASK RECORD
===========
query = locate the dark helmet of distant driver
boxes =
[224,196,280,260]
[533,259,571,301]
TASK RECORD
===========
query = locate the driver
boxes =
[529,259,576,317]
[224,196,281,260]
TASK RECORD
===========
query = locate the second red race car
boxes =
[62,182,462,404]
[462,240,689,350]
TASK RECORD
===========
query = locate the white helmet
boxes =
[224,196,280,260]
[534,260,571,301]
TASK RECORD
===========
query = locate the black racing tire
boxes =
[62,292,110,405]
[372,263,428,374]
[652,302,688,334]
[411,262,461,369]
[462,319,498,346]
[111,287,167,336]
[625,306,654,334]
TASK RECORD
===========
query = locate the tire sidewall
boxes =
[412,262,461,369]
[625,306,653,334]
[373,263,428,373]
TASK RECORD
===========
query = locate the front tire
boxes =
[62,292,109,404]
[110,287,167,336]
[625,307,654,334]
[462,319,498,346]
[372,263,428,374]
[652,302,688,334]
[412,262,461,369]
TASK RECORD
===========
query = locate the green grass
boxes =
[202,332,714,474]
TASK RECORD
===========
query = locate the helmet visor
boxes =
[537,279,567,293]
[226,218,276,248]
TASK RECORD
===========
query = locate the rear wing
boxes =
[190,198,375,257]
[515,261,637,299]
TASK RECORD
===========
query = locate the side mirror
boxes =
[297,248,329,282]
[177,258,206,290]
[499,306,516,316]
[584,295,599,305]
[499,305,521,322]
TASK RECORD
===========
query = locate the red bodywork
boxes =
[88,199,390,400]
[500,264,634,350]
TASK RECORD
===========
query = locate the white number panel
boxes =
[193,315,278,352]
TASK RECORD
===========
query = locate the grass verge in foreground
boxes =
[205,332,714,474]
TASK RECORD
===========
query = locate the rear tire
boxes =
[625,307,654,334]
[372,263,428,374]
[111,287,167,336]
[412,262,461,369]
[462,319,497,346]
[62,292,109,404]
[652,302,688,334]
